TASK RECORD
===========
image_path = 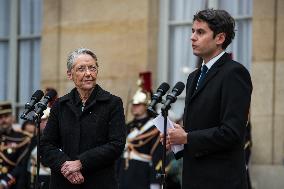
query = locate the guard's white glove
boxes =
[150,183,161,189]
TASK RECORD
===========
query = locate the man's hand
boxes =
[160,132,172,151]
[160,123,187,150]
[167,123,188,145]
[66,171,85,184]
[61,160,82,177]
[0,184,4,189]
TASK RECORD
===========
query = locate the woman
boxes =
[40,48,126,189]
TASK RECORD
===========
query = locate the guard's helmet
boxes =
[131,72,152,105]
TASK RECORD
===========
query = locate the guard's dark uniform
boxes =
[0,129,31,189]
[118,116,163,189]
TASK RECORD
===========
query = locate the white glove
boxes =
[150,183,161,189]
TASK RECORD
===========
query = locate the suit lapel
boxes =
[187,70,200,100]
[190,53,231,100]
[184,69,200,118]
[191,67,219,99]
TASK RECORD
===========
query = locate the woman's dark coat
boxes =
[40,85,126,189]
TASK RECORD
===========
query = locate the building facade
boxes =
[0,0,283,188]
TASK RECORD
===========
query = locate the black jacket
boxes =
[40,85,126,189]
[181,53,252,189]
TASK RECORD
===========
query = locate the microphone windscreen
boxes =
[173,82,185,96]
[32,90,44,100]
[158,82,170,95]
[45,89,57,99]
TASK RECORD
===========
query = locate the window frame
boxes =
[0,0,42,120]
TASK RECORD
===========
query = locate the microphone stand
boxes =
[160,107,169,189]
[147,102,168,189]
[21,112,43,189]
[33,113,43,189]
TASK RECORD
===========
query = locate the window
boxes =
[0,0,10,100]
[0,0,42,121]
[218,0,253,70]
[158,0,252,118]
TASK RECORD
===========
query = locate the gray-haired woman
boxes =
[40,48,126,189]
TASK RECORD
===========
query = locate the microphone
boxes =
[20,90,44,119]
[34,89,57,117]
[162,82,185,111]
[147,82,170,116]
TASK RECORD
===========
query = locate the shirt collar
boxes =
[73,85,99,107]
[202,51,225,70]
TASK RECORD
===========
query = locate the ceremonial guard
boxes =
[118,72,163,189]
[0,101,31,189]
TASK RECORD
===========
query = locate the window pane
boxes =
[33,0,42,34]
[19,40,33,103]
[20,0,32,35]
[18,39,41,103]
[18,0,42,104]
[169,0,206,21]
[0,0,10,37]
[0,42,9,99]
[218,0,252,71]
[218,0,252,16]
[235,20,251,70]
[32,39,41,91]
[169,25,197,86]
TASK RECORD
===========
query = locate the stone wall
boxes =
[251,0,284,165]
[251,0,284,187]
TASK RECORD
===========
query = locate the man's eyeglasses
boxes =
[74,65,98,73]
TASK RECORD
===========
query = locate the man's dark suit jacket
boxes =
[181,53,252,189]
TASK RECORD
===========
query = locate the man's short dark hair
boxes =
[193,9,235,49]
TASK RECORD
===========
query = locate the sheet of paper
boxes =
[152,114,184,154]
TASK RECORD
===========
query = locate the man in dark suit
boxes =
[161,9,252,189]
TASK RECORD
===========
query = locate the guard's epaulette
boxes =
[15,130,32,149]
[1,136,31,151]
[3,130,32,142]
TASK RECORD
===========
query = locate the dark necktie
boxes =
[196,65,208,90]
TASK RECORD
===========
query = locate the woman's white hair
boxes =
[67,48,98,71]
